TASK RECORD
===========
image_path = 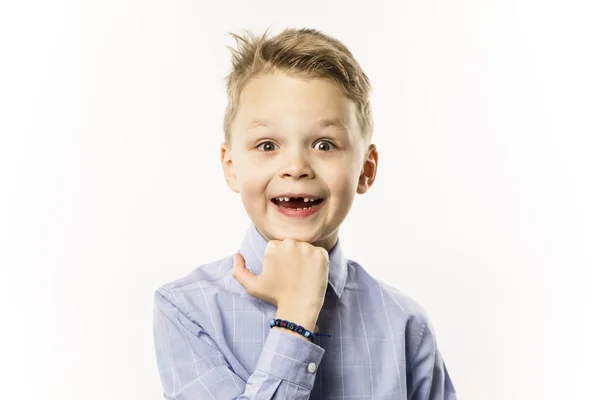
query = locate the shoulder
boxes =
[369,269,442,367]
[348,259,429,320]
[377,278,429,322]
[347,259,433,344]
[154,254,235,309]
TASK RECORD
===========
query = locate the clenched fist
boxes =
[232,238,330,314]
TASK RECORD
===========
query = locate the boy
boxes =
[153,27,457,399]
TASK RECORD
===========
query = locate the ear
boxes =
[220,141,240,193]
[357,144,378,195]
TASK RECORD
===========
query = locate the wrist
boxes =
[274,307,320,333]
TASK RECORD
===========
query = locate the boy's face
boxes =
[221,72,378,252]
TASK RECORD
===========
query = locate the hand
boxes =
[232,238,330,312]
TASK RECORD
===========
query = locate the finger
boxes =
[231,253,256,293]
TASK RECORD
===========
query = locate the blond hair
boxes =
[222,27,373,147]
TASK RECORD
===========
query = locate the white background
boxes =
[1,1,599,399]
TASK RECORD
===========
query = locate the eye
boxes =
[256,141,278,152]
[313,140,337,151]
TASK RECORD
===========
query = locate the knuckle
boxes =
[265,241,277,252]
[298,241,310,251]
[281,240,294,251]
[317,248,329,263]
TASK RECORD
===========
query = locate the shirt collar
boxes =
[236,222,348,299]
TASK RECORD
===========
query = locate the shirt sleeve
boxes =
[153,289,325,399]
[406,316,458,400]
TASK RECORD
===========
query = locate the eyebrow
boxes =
[247,119,271,130]
[247,118,349,134]
[316,118,349,134]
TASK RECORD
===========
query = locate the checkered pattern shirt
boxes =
[153,222,457,399]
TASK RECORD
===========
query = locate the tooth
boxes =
[304,198,310,202]
[309,199,315,202]
[284,197,290,201]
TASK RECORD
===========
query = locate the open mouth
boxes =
[271,197,325,210]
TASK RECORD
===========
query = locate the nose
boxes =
[278,150,314,179]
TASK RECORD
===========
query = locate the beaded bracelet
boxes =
[269,318,332,342]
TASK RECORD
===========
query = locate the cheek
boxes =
[237,166,270,196]
[324,168,356,194]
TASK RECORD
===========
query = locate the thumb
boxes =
[231,253,257,293]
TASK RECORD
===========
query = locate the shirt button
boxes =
[307,362,317,373]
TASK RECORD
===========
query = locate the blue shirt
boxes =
[153,222,457,399]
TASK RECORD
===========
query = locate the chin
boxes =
[271,226,320,240]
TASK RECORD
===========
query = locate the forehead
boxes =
[234,73,358,133]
